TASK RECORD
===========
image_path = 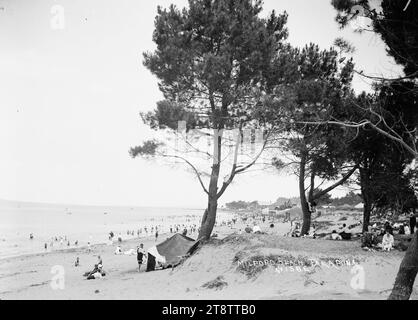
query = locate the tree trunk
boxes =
[199,197,218,240]
[362,198,372,233]
[299,152,311,235]
[198,128,222,240]
[388,232,418,300]
[359,167,372,233]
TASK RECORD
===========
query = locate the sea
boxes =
[0,200,234,260]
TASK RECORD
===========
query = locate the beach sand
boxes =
[0,212,416,300]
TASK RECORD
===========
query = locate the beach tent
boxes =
[146,233,199,272]
[354,203,364,209]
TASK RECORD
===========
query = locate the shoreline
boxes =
[0,230,184,263]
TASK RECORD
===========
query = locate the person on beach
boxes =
[85,264,105,280]
[44,243,47,250]
[29,233,33,240]
[331,230,342,240]
[290,222,301,237]
[339,224,352,240]
[137,244,145,272]
[381,230,394,251]
[252,224,261,234]
[404,223,411,235]
[155,230,158,241]
[410,212,416,234]
[75,257,80,267]
[115,245,122,255]
[303,224,316,238]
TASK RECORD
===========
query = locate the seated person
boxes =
[252,224,261,233]
[404,224,411,235]
[114,245,122,255]
[381,230,394,251]
[308,225,317,239]
[339,224,352,240]
[331,230,342,240]
[84,264,106,280]
[244,226,252,233]
[291,223,301,237]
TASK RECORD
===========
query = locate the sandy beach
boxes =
[1,210,416,300]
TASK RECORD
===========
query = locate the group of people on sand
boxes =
[82,255,106,280]
[169,224,199,236]
[80,245,150,280]
[361,215,417,251]
[326,223,352,241]
[242,222,263,234]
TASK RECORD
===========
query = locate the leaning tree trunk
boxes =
[198,163,220,240]
[198,128,222,240]
[199,196,218,240]
[388,232,418,300]
[299,152,311,235]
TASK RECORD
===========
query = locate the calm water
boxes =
[0,201,233,259]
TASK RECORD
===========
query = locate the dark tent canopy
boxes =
[146,233,199,272]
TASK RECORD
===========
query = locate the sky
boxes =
[0,0,403,208]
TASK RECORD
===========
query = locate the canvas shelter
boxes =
[354,203,364,209]
[146,233,199,272]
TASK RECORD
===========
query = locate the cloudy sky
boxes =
[0,0,402,207]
